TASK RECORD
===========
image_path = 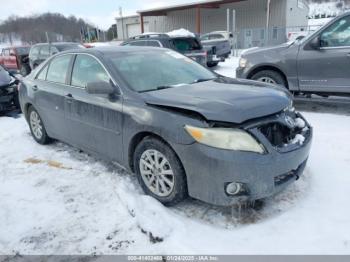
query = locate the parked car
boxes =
[122,33,208,67]
[0,65,20,113]
[19,47,312,206]
[200,31,232,66]
[236,12,350,96]
[0,46,31,76]
[29,42,85,70]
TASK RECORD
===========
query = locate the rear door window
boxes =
[200,34,210,41]
[147,40,161,47]
[126,41,147,46]
[46,54,72,84]
[40,45,50,57]
[171,38,201,52]
[209,34,225,40]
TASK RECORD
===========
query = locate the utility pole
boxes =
[119,6,125,40]
[227,9,230,33]
[87,26,91,42]
[266,0,271,46]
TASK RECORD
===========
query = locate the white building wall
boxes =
[147,0,289,34]
[116,0,309,45]
[285,0,310,28]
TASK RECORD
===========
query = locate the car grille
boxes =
[258,114,310,148]
[259,123,296,147]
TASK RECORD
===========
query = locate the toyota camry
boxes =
[19,47,312,206]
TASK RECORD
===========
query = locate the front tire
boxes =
[134,137,187,206]
[207,62,219,67]
[251,70,287,87]
[28,106,52,145]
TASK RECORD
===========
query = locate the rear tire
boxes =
[13,90,21,112]
[251,70,287,87]
[134,137,188,206]
[207,62,219,67]
[28,106,52,145]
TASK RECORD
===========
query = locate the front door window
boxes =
[320,16,350,48]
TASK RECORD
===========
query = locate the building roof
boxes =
[138,0,246,16]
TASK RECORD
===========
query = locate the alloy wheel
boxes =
[30,110,43,140]
[256,76,277,84]
[139,149,175,197]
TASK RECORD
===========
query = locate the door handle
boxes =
[32,85,38,91]
[347,53,350,58]
[65,93,74,103]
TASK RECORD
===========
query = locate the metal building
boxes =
[116,0,309,48]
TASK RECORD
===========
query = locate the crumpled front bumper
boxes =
[172,113,313,206]
[0,85,18,112]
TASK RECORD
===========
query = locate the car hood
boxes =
[142,77,291,124]
[242,42,293,56]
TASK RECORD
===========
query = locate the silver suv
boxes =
[236,12,350,96]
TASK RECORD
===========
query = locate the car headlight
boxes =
[284,100,295,112]
[239,57,248,68]
[184,125,265,154]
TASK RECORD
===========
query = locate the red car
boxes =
[0,46,31,76]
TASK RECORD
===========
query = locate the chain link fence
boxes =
[233,24,324,50]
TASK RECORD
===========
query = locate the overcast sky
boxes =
[0,0,193,30]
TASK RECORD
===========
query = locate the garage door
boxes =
[127,22,149,38]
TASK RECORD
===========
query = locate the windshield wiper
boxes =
[191,78,216,84]
[139,86,174,93]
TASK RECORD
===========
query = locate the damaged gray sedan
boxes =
[19,47,312,206]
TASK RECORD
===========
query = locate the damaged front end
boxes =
[243,107,312,154]
[176,106,313,206]
[0,77,20,113]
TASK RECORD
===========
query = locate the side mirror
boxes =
[86,81,116,95]
[309,36,320,50]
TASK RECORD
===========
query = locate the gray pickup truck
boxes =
[236,12,350,96]
[201,32,232,67]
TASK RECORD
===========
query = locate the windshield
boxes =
[15,47,30,55]
[109,50,216,92]
[297,18,336,45]
[171,38,202,52]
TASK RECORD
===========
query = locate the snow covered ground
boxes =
[1,57,350,255]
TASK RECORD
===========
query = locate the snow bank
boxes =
[291,134,306,145]
[1,110,350,255]
[167,28,195,38]
[295,118,306,129]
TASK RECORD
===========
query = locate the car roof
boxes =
[127,33,197,41]
[33,42,81,47]
[59,46,166,56]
